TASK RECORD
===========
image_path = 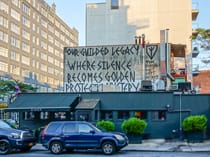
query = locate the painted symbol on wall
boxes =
[146,45,158,60]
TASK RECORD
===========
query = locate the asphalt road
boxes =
[5,149,210,157]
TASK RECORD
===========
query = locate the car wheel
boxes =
[50,141,63,154]
[0,139,11,154]
[102,141,116,155]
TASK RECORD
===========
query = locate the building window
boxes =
[101,111,113,120]
[135,111,147,119]
[10,36,20,48]
[40,112,49,120]
[0,31,8,43]
[22,29,30,40]
[11,9,20,21]
[111,0,119,9]
[0,47,8,57]
[0,1,9,13]
[117,111,129,120]
[10,51,20,61]
[22,16,30,27]
[22,3,30,16]
[0,16,8,28]
[21,55,30,65]
[23,112,34,120]
[151,111,166,121]
[22,42,30,53]
[0,61,8,72]
[22,69,30,78]
[10,65,20,75]
[54,112,66,120]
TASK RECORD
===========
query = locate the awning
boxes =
[76,99,100,110]
[4,93,79,112]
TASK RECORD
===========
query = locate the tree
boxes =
[0,79,37,102]
[191,28,210,49]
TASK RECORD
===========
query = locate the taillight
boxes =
[41,127,47,139]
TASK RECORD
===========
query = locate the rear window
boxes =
[46,123,61,133]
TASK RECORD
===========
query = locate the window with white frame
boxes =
[48,56,53,64]
[11,9,20,21]
[21,55,30,65]
[22,69,30,78]
[10,36,20,48]
[55,39,60,47]
[0,31,8,43]
[0,47,8,57]
[41,30,47,39]
[48,34,53,43]
[41,41,47,49]
[54,49,60,57]
[22,16,30,27]
[10,51,20,61]
[48,45,53,54]
[22,29,30,40]
[40,52,47,61]
[54,59,59,67]
[12,0,20,7]
[22,3,30,16]
[48,24,54,33]
[11,23,20,34]
[10,65,20,75]
[0,1,9,13]
[22,42,30,53]
[0,16,8,28]
[48,66,54,74]
[40,63,47,72]
[55,30,60,38]
[0,61,8,72]
[41,18,47,28]
[55,20,60,28]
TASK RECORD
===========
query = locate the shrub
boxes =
[182,115,208,132]
[96,120,115,131]
[121,117,147,135]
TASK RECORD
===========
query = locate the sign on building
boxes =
[64,44,160,92]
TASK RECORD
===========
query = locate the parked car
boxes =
[0,120,36,154]
[41,121,128,155]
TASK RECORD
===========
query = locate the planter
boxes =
[127,134,142,144]
[185,131,205,143]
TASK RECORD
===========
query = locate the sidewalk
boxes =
[32,139,210,152]
[123,139,210,152]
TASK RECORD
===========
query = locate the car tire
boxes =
[0,139,11,154]
[102,141,116,155]
[50,141,63,154]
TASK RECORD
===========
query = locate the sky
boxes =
[45,0,210,46]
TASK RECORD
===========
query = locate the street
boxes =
[5,149,210,157]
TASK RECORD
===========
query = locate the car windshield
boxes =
[0,120,13,129]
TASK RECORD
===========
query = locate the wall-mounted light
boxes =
[165,104,171,111]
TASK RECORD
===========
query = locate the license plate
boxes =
[28,142,33,147]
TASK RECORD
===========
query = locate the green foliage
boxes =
[97,120,115,131]
[121,117,147,135]
[191,28,210,49]
[182,115,208,132]
[0,79,37,95]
